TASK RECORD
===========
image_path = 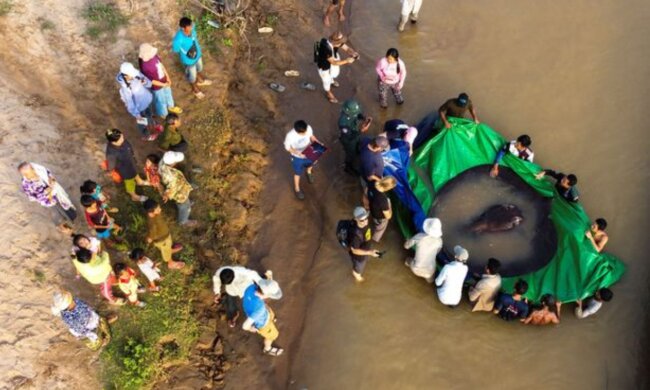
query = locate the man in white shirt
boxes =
[283,120,323,200]
[404,218,443,283]
[435,245,469,307]
[575,288,613,319]
[213,266,262,327]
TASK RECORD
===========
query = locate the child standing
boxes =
[130,248,163,292]
[81,195,121,240]
[114,262,146,307]
[144,199,185,270]
[80,180,118,213]
[375,48,407,108]
[143,154,164,195]
[73,248,123,305]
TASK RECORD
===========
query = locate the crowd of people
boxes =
[16,2,617,368]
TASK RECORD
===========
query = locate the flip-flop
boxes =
[332,80,340,88]
[197,79,213,86]
[269,83,286,92]
[300,82,316,91]
[263,346,284,356]
[284,70,300,77]
[327,96,339,104]
[207,20,220,28]
[258,27,274,34]
[194,91,205,99]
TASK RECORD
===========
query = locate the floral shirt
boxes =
[61,298,100,341]
[159,164,192,203]
[21,177,57,207]
[144,164,161,187]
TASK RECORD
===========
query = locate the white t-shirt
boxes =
[404,233,442,279]
[137,257,161,282]
[284,126,314,157]
[435,261,469,306]
[212,266,262,298]
[508,141,534,162]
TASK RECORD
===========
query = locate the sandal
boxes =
[300,82,316,91]
[332,80,340,88]
[294,189,305,200]
[263,346,284,356]
[284,70,300,77]
[269,82,286,92]
[197,79,213,87]
[306,172,314,184]
[194,91,205,99]
[328,96,339,104]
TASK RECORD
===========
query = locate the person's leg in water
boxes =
[324,0,346,26]
[410,0,423,23]
[351,257,367,282]
[391,82,404,105]
[341,135,360,174]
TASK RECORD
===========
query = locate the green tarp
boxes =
[396,117,626,303]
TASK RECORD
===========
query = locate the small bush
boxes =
[0,0,13,16]
[83,1,128,40]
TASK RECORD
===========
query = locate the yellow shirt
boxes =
[73,251,112,284]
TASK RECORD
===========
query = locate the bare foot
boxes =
[339,13,345,21]
[168,261,185,270]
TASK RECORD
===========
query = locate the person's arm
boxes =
[469,103,479,124]
[350,246,380,257]
[382,199,392,219]
[309,135,324,146]
[212,268,223,297]
[468,279,484,302]
[490,144,509,177]
[439,103,451,129]
[242,317,257,332]
[327,54,354,66]
[398,59,407,89]
[435,266,447,287]
[162,64,172,87]
[140,74,152,89]
[522,312,533,324]
[341,43,359,59]
[595,235,608,252]
[119,85,141,118]
[375,58,385,81]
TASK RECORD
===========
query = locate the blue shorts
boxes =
[291,156,313,175]
[185,58,204,84]
[96,227,113,240]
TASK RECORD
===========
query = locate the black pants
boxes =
[222,294,239,321]
[54,204,77,222]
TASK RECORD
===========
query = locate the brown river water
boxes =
[257,1,650,389]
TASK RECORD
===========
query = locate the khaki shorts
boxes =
[258,309,279,342]
[123,178,136,194]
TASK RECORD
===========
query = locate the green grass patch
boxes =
[193,12,223,55]
[39,18,56,31]
[83,1,128,40]
[0,0,13,16]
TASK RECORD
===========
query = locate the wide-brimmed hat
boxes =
[138,43,158,61]
[422,218,442,237]
[454,245,469,262]
[51,290,73,316]
[329,31,347,46]
[162,151,185,165]
[120,62,139,78]
[375,175,397,193]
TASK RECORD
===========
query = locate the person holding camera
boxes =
[349,207,383,282]
[315,31,359,104]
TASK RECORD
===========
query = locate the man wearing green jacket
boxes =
[338,99,371,174]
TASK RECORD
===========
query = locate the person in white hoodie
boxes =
[116,62,159,141]
[404,218,443,283]
[435,245,469,307]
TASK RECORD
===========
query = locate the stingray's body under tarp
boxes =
[386,116,625,303]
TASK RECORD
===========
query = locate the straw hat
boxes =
[329,31,347,46]
[422,218,442,238]
[51,290,73,316]
[138,43,158,62]
[375,175,397,193]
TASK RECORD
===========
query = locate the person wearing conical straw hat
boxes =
[51,289,113,350]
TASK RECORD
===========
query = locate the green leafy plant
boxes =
[83,1,128,40]
[0,0,13,16]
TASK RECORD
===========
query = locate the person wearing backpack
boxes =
[315,31,359,104]
[493,279,530,321]
[347,207,382,282]
[172,17,212,99]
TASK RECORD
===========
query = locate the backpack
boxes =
[336,219,355,248]
[313,38,326,64]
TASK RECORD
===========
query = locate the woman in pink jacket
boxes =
[375,48,407,108]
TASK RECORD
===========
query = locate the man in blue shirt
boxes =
[242,282,283,356]
[493,279,530,321]
[172,17,212,99]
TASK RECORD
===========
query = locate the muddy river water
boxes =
[283,1,650,389]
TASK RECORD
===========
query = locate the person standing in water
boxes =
[523,294,561,325]
[323,0,345,27]
[438,93,480,129]
[376,48,407,108]
[585,218,609,252]
[315,32,359,104]
[338,99,372,174]
[398,0,423,32]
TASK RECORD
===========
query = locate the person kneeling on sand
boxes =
[523,294,561,325]
[404,218,443,283]
[585,218,609,253]
[435,245,469,307]
[51,289,114,351]
[468,258,502,312]
[242,280,284,357]
[575,288,613,319]
[315,31,359,104]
